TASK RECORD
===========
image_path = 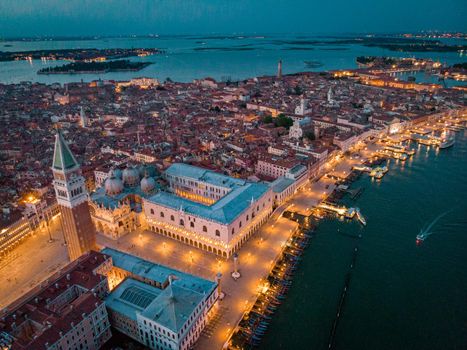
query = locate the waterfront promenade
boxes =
[96,142,373,349]
[0,123,447,348]
[0,137,379,348]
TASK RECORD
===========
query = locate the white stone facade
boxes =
[144,191,272,258]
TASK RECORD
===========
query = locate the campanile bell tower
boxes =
[52,130,96,261]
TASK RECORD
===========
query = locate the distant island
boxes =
[0,48,161,62]
[356,56,397,66]
[355,56,442,70]
[37,59,152,74]
[364,43,467,53]
[452,62,467,70]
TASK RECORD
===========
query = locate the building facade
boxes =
[0,217,30,257]
[255,156,301,179]
[1,248,218,350]
[144,163,273,258]
[0,251,113,350]
[89,165,158,239]
[0,200,59,258]
[103,248,218,350]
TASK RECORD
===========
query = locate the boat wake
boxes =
[416,210,452,245]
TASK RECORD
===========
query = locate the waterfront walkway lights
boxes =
[232,252,241,280]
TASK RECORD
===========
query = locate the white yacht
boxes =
[439,130,455,149]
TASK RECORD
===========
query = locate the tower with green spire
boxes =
[52,130,96,261]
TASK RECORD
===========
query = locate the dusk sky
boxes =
[0,0,466,37]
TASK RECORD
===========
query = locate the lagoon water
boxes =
[1,35,466,349]
[0,35,465,86]
[260,131,467,350]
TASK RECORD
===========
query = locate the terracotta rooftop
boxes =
[0,251,110,350]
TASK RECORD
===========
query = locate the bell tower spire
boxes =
[52,130,96,261]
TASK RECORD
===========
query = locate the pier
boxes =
[337,185,365,200]
[384,145,415,156]
[317,202,355,218]
[316,203,367,226]
[352,165,372,172]
[376,149,409,160]
[353,164,389,180]
[411,133,442,146]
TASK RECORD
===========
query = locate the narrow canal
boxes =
[260,130,467,350]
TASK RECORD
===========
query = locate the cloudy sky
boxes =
[0,0,465,37]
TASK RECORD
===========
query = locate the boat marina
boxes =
[230,225,313,348]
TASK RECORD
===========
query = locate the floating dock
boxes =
[384,145,415,156]
[316,203,366,225]
[411,134,441,146]
[446,125,465,132]
[376,149,408,161]
[352,165,372,172]
[353,164,388,179]
[317,202,355,218]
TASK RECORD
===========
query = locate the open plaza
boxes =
[1,120,457,349]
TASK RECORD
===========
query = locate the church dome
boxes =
[122,166,140,187]
[112,168,123,179]
[105,173,124,196]
[137,165,147,177]
[144,165,158,178]
[140,175,156,193]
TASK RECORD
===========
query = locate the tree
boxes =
[304,131,315,141]
[274,114,293,129]
[262,115,273,124]
[293,86,302,95]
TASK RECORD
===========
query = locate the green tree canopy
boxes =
[262,115,273,124]
[274,114,293,129]
[304,131,315,141]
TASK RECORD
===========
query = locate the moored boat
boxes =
[439,130,455,149]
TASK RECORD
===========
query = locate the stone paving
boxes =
[97,201,300,350]
[0,140,390,349]
[0,217,68,308]
[95,142,377,350]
